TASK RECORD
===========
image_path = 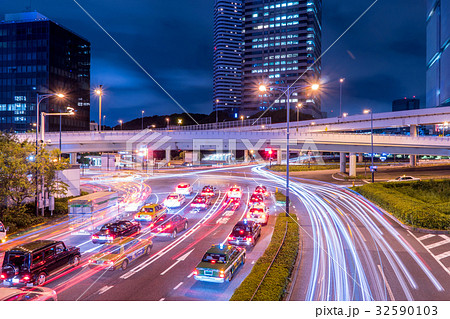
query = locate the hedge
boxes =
[230,213,300,301]
[352,180,450,230]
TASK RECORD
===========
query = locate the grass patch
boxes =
[352,179,450,230]
[230,213,299,301]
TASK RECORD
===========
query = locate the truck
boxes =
[68,192,120,235]
[0,221,7,243]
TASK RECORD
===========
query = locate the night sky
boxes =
[1,0,426,125]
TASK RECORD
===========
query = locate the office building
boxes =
[0,12,90,133]
[426,0,450,107]
[213,1,244,118]
[241,0,322,117]
[392,98,420,112]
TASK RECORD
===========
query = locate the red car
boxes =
[254,185,269,197]
[150,214,188,238]
[248,193,264,206]
[201,185,216,197]
[191,195,212,209]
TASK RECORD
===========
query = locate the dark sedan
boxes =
[91,220,141,244]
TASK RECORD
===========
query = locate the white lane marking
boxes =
[173,282,183,290]
[187,271,195,279]
[159,298,165,301]
[120,193,225,280]
[436,251,450,261]
[418,234,435,241]
[378,265,395,301]
[76,239,93,248]
[84,245,102,253]
[407,230,450,277]
[425,238,450,249]
[160,249,195,276]
[98,285,113,295]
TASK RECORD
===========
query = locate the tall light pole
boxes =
[166,117,170,129]
[95,85,103,133]
[35,92,65,217]
[296,103,302,132]
[141,110,145,130]
[103,115,106,130]
[215,99,219,124]
[119,120,123,130]
[259,82,319,217]
[364,109,374,183]
[40,107,75,144]
[339,78,345,117]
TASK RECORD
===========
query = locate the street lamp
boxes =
[215,99,219,124]
[141,110,145,130]
[40,106,75,143]
[95,86,103,133]
[240,115,244,126]
[339,78,345,117]
[119,120,123,130]
[178,118,182,127]
[259,82,319,217]
[166,117,170,129]
[296,103,303,132]
[364,109,374,183]
[35,92,65,216]
[103,115,106,130]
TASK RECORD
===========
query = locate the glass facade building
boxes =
[213,1,244,117]
[426,0,450,107]
[241,0,322,117]
[0,12,90,133]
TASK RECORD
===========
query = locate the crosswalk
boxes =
[413,233,450,275]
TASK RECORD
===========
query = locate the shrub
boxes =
[230,214,299,301]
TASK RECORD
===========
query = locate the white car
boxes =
[246,204,269,225]
[0,287,57,301]
[227,185,242,199]
[388,175,421,182]
[175,183,193,195]
[164,193,186,208]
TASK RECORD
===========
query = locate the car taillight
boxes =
[219,270,225,278]
[88,259,92,264]
[166,224,172,229]
[22,275,30,282]
[0,274,5,279]
[92,235,98,239]
[245,237,252,242]
[228,236,235,240]
[262,214,266,219]
[193,269,198,276]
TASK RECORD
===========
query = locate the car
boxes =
[91,220,141,244]
[150,214,188,238]
[194,244,245,283]
[227,185,242,199]
[164,193,186,208]
[134,203,167,222]
[247,204,269,225]
[1,240,81,287]
[387,175,421,182]
[175,183,193,195]
[248,193,264,207]
[254,185,269,197]
[88,237,152,271]
[0,221,7,243]
[201,185,216,197]
[0,287,57,301]
[227,220,261,247]
[191,194,212,209]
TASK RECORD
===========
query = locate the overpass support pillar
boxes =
[276,149,282,165]
[69,153,77,165]
[410,125,417,166]
[165,147,171,163]
[339,152,346,173]
[358,153,364,163]
[349,153,357,177]
[244,150,250,163]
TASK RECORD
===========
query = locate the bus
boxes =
[68,192,120,235]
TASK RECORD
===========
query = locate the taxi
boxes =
[247,204,269,225]
[194,244,245,283]
[201,185,216,197]
[227,185,242,199]
[248,193,264,207]
[175,183,193,195]
[134,203,167,222]
[191,194,212,209]
[164,193,186,208]
[227,220,261,247]
[88,237,153,271]
[254,185,269,197]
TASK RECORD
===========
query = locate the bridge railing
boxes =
[159,117,272,131]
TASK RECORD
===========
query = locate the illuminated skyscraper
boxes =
[426,0,450,107]
[213,1,244,117]
[241,0,322,117]
[0,12,90,132]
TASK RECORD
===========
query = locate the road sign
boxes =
[370,166,377,172]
